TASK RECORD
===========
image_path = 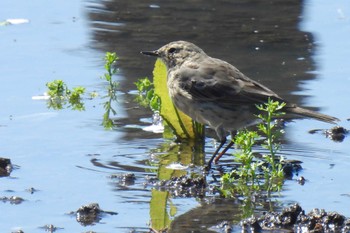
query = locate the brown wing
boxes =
[178,58,284,107]
[175,57,339,123]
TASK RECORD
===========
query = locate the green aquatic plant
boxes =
[46,79,68,97]
[134,77,160,111]
[44,52,120,129]
[135,59,204,140]
[233,130,260,185]
[219,99,286,198]
[69,86,86,111]
[256,98,286,191]
[46,80,86,111]
[100,52,119,129]
[101,52,119,95]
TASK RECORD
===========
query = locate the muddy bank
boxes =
[241,203,350,232]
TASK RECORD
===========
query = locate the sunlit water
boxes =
[0,0,349,232]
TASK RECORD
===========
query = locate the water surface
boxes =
[0,0,349,232]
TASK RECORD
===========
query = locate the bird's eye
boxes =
[168,47,177,54]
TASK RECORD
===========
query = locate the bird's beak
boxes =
[140,50,159,57]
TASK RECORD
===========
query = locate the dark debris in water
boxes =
[309,126,348,142]
[281,160,303,179]
[109,172,136,186]
[0,196,25,204]
[0,157,13,177]
[25,187,38,194]
[70,203,118,226]
[38,224,64,232]
[11,230,24,233]
[326,126,348,142]
[145,175,206,198]
[241,203,350,232]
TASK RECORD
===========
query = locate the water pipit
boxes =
[141,41,339,169]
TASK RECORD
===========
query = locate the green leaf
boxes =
[153,59,204,140]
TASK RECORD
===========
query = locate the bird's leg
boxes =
[206,138,226,170]
[214,139,234,164]
[214,132,236,164]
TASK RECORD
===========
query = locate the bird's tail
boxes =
[287,105,339,124]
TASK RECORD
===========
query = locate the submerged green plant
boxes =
[69,86,86,111]
[102,52,119,94]
[46,79,68,97]
[135,60,204,141]
[220,98,286,198]
[134,77,160,111]
[100,52,119,129]
[233,130,260,184]
[44,52,120,129]
[46,80,86,111]
[256,98,286,191]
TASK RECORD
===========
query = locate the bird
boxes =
[141,40,339,168]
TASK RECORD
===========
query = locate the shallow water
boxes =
[0,0,349,232]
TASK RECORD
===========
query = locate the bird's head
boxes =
[141,41,206,69]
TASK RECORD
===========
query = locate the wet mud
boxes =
[241,203,350,232]
[146,175,206,198]
[69,203,118,226]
